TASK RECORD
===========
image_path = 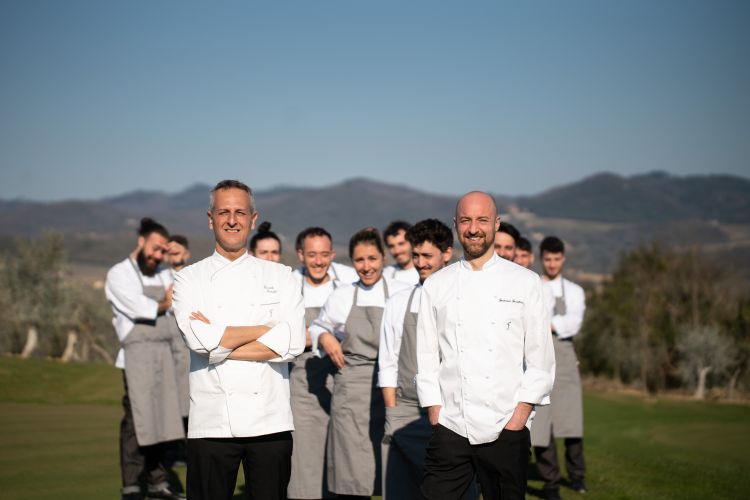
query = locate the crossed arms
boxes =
[172,267,305,364]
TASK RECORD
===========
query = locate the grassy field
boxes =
[0,357,748,499]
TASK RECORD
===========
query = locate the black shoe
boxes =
[122,494,144,500]
[570,480,588,493]
[544,488,562,500]
[146,487,186,500]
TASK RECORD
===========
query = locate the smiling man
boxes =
[378,218,455,499]
[383,220,420,285]
[416,191,555,500]
[172,179,305,500]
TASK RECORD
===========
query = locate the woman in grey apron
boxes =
[122,259,185,448]
[316,228,406,498]
[288,277,338,499]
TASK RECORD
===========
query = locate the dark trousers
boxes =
[120,374,168,494]
[534,435,585,490]
[187,432,293,500]
[422,425,530,500]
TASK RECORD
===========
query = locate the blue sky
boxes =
[1,1,748,201]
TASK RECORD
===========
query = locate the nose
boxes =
[227,212,237,225]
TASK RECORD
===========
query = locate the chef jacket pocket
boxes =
[258,300,281,325]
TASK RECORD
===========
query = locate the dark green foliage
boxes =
[579,243,749,396]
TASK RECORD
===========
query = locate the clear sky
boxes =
[1,0,748,201]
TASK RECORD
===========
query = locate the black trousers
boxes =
[422,425,530,500]
[187,432,293,500]
[120,374,169,494]
[534,435,585,489]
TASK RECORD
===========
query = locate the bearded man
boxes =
[105,218,186,500]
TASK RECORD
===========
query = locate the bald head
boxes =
[455,191,498,219]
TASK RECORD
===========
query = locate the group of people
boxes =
[105,179,588,500]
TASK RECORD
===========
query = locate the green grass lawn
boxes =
[1,357,748,499]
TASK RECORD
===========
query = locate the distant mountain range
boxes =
[2,171,749,279]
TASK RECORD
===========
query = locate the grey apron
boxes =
[382,287,433,500]
[121,260,185,447]
[327,279,389,496]
[288,278,338,499]
[166,312,190,418]
[531,279,584,447]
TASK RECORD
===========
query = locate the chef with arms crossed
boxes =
[172,179,305,500]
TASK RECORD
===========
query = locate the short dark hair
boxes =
[540,236,565,256]
[209,179,254,212]
[295,227,333,252]
[168,234,189,249]
[406,219,453,253]
[516,236,532,253]
[499,222,520,244]
[138,217,168,239]
[349,227,385,259]
[383,220,412,241]
[250,221,281,252]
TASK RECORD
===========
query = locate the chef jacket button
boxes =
[485,401,490,407]
[458,321,462,326]
[488,348,493,352]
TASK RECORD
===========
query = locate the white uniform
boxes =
[530,276,586,446]
[416,253,556,444]
[171,251,305,438]
[105,258,173,369]
[383,264,420,286]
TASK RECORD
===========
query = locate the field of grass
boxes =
[1,357,748,499]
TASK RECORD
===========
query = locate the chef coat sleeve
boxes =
[255,268,305,362]
[517,275,556,406]
[105,264,159,322]
[416,284,442,408]
[172,268,229,364]
[377,296,402,388]
[551,283,586,339]
[309,287,348,358]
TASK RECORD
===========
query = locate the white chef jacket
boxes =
[544,276,586,340]
[172,250,305,439]
[105,258,174,369]
[309,276,413,357]
[293,261,359,285]
[377,285,421,388]
[416,253,555,445]
[383,264,420,286]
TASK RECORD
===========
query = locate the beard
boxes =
[137,249,159,277]
[461,232,493,260]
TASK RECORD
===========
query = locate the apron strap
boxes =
[404,285,418,313]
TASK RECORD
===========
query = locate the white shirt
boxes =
[383,264,420,286]
[416,253,556,445]
[297,275,337,309]
[544,276,586,340]
[105,258,174,369]
[309,277,413,357]
[172,250,305,439]
[378,285,421,388]
[293,261,359,285]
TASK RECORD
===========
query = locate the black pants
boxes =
[534,435,585,489]
[187,432,293,500]
[422,425,530,500]
[120,374,169,494]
